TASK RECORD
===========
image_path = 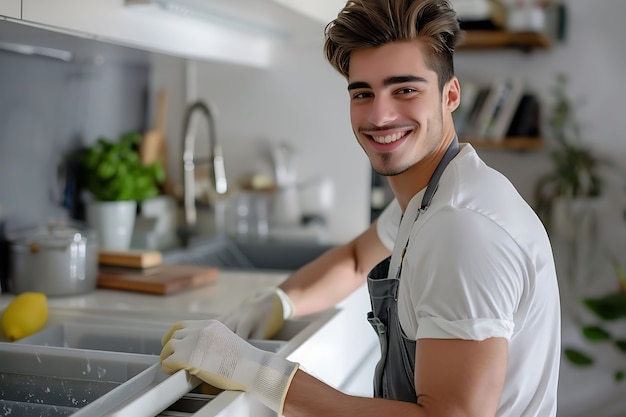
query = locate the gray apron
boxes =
[367,137,459,402]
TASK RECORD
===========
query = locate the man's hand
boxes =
[220,287,294,339]
[160,319,298,415]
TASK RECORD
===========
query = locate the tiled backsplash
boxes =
[0,21,151,228]
[0,21,152,290]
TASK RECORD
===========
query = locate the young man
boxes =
[160,1,561,416]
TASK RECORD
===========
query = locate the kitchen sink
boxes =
[0,342,160,417]
[2,305,337,417]
[161,235,334,271]
[17,321,286,355]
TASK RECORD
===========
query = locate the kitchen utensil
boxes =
[141,89,167,166]
[6,221,99,296]
[270,141,297,187]
[270,185,301,227]
[267,141,302,226]
[97,264,219,295]
[227,190,270,240]
[138,195,178,246]
[99,249,163,268]
[146,89,177,196]
[298,176,334,218]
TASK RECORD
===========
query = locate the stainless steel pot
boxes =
[7,222,99,296]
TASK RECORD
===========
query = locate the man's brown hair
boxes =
[324,0,463,91]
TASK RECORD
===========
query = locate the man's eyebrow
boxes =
[347,81,370,91]
[347,75,428,91]
[384,75,427,86]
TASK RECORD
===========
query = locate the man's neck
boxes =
[387,132,457,212]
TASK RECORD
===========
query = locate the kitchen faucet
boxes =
[180,100,228,239]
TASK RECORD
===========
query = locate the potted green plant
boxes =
[563,262,626,383]
[79,131,165,250]
[537,75,626,383]
[533,73,604,235]
[534,74,608,338]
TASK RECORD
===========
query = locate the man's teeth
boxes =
[372,132,404,144]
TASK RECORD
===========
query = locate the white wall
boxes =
[151,0,626,247]
[152,41,371,244]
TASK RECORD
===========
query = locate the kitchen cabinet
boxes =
[0,0,21,19]
[17,0,326,67]
[271,0,342,24]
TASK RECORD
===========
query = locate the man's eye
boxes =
[397,87,417,94]
[352,92,373,100]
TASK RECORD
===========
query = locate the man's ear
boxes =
[444,77,461,112]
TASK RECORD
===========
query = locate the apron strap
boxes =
[390,136,460,279]
[420,135,459,211]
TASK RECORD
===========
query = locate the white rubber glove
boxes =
[160,319,298,416]
[219,287,295,340]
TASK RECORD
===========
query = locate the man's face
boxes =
[348,41,456,177]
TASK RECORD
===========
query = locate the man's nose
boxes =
[368,95,397,126]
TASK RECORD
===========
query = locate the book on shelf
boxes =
[453,79,480,134]
[463,79,509,140]
[506,93,541,138]
[457,78,532,142]
[484,78,524,141]
[460,85,491,139]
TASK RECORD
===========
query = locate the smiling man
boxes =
[160,1,561,416]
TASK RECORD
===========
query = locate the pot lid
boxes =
[7,221,94,248]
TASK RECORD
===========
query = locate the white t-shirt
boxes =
[376,143,561,417]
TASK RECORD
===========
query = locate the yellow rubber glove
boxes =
[220,287,294,340]
[161,319,298,416]
[160,288,294,346]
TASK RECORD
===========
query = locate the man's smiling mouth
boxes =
[369,131,411,144]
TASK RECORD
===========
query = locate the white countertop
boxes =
[0,269,290,318]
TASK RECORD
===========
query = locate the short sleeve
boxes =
[400,208,524,342]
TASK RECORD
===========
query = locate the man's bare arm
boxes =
[284,337,508,417]
[280,222,390,316]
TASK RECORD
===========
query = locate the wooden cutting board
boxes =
[97,264,219,295]
[99,249,163,268]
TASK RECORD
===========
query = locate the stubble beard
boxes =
[373,153,412,177]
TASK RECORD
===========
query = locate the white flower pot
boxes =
[86,200,137,251]
[551,196,603,241]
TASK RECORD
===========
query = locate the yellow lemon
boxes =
[1,292,48,341]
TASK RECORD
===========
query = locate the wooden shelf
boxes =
[458,31,550,51]
[464,137,545,151]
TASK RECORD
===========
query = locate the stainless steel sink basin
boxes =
[10,320,287,416]
[162,235,334,271]
[17,321,286,355]
[3,306,337,416]
[0,342,160,417]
